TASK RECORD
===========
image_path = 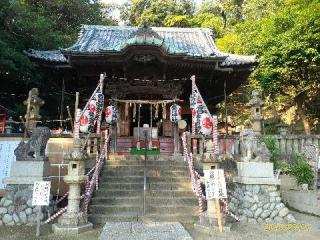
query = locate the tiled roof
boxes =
[25,49,67,63]
[25,25,256,67]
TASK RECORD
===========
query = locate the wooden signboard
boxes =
[32,181,51,237]
[203,169,227,199]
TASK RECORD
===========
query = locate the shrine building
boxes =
[26,24,256,155]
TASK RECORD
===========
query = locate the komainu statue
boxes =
[240,129,270,162]
[14,127,51,161]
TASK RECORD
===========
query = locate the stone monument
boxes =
[228,98,296,223]
[0,127,51,225]
[52,139,93,234]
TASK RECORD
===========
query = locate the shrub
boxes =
[288,154,314,186]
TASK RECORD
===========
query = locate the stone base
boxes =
[228,182,296,224]
[52,222,93,234]
[234,177,280,185]
[3,160,50,185]
[0,184,45,225]
[237,162,274,178]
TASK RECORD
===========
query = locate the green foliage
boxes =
[261,136,280,163]
[120,0,195,26]
[289,154,314,186]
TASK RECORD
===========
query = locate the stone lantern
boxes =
[23,88,44,131]
[246,90,263,135]
[53,139,93,234]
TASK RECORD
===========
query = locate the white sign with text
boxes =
[204,169,227,199]
[32,181,51,206]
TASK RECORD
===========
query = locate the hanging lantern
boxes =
[105,105,118,124]
[80,110,94,133]
[199,113,213,136]
[170,104,182,122]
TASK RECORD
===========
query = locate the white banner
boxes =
[204,169,227,199]
[0,141,19,189]
[32,181,51,206]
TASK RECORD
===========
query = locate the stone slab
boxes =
[237,162,274,178]
[233,176,280,185]
[52,222,93,234]
[281,190,320,216]
[99,222,192,240]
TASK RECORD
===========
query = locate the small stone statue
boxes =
[240,129,270,162]
[14,127,51,161]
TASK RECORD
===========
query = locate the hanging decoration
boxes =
[155,104,159,119]
[162,103,167,120]
[199,113,213,136]
[93,92,104,121]
[170,104,182,122]
[125,102,129,120]
[133,103,136,122]
[105,104,118,124]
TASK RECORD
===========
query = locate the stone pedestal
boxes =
[229,162,296,224]
[0,160,50,226]
[52,139,93,234]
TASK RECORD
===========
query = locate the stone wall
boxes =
[0,185,45,226]
[228,183,296,224]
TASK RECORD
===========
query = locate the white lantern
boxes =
[170,104,182,122]
[80,110,94,133]
[199,113,213,136]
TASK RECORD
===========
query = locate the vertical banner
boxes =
[204,169,227,199]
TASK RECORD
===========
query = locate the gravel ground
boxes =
[184,210,320,240]
[0,211,318,240]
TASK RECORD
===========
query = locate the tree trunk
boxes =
[295,94,311,134]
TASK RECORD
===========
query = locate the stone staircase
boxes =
[89,154,198,225]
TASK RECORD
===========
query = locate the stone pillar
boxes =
[52,139,93,234]
[246,90,263,135]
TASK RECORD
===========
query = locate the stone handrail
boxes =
[190,134,320,158]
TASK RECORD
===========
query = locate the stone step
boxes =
[91,196,142,205]
[89,213,141,224]
[95,189,195,198]
[101,176,144,183]
[146,196,198,205]
[91,195,197,206]
[100,182,191,191]
[102,170,190,177]
[147,176,191,183]
[104,164,188,171]
[90,205,142,214]
[147,190,195,198]
[95,190,142,197]
[106,160,187,167]
[108,155,184,162]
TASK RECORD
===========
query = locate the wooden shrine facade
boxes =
[26,24,256,155]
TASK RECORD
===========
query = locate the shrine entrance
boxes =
[111,99,182,155]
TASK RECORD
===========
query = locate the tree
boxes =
[0,0,113,119]
[120,0,195,26]
[217,0,320,133]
